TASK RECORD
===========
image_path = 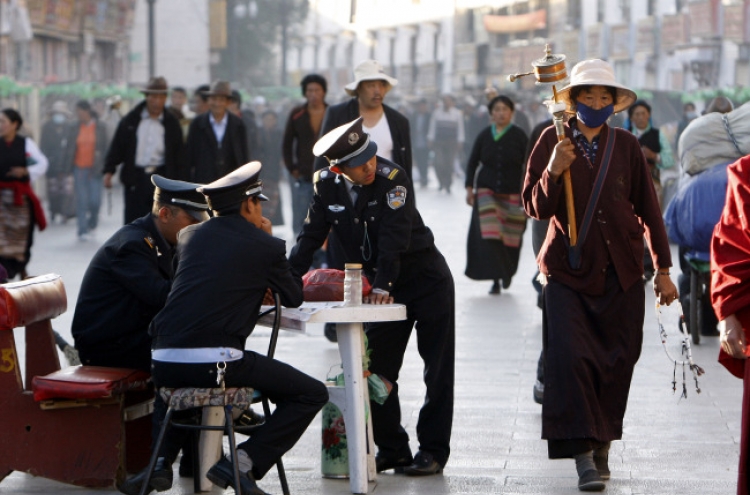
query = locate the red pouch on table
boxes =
[302,268,372,302]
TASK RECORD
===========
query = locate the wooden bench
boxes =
[0,274,153,488]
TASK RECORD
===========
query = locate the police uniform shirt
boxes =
[150,215,303,350]
[72,214,174,371]
[290,157,435,292]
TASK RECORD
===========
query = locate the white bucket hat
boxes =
[344,60,398,97]
[49,100,71,116]
[555,59,637,115]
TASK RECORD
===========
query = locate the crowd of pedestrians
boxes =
[2,56,750,494]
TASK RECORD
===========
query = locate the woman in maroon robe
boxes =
[523,59,678,492]
[710,154,750,495]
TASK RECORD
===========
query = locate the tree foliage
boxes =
[216,0,309,90]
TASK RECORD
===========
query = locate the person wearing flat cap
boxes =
[289,117,456,476]
[522,59,678,492]
[147,162,328,495]
[185,80,249,183]
[103,76,186,225]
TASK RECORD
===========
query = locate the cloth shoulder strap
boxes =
[568,129,617,269]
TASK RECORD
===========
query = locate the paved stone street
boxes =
[1,174,741,495]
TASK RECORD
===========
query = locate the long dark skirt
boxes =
[464,202,523,286]
[542,268,645,458]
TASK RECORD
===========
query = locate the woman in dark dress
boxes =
[464,95,528,294]
[0,109,48,279]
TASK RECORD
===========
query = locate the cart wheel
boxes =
[690,267,700,345]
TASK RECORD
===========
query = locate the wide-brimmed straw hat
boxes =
[49,100,71,116]
[555,59,636,115]
[344,60,398,97]
[141,76,169,95]
[203,81,232,98]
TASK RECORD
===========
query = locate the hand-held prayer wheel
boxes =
[507,44,578,246]
[507,44,567,84]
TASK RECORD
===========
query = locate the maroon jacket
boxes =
[523,119,671,295]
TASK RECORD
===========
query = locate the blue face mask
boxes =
[52,114,66,125]
[576,102,614,128]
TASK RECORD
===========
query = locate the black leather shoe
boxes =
[577,468,605,491]
[207,456,270,495]
[117,457,173,495]
[489,281,500,295]
[404,451,442,476]
[375,454,413,473]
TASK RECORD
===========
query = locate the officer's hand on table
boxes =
[103,172,113,189]
[364,289,393,305]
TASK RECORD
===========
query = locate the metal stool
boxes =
[138,386,253,495]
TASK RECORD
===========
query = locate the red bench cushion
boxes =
[0,274,67,330]
[32,366,151,401]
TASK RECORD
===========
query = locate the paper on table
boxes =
[258,301,346,332]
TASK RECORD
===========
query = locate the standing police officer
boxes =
[289,118,455,476]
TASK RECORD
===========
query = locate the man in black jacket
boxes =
[103,77,186,224]
[72,175,209,372]
[290,118,455,477]
[186,81,249,183]
[145,162,328,495]
[313,60,412,179]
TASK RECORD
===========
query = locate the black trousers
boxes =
[151,351,328,479]
[413,146,430,187]
[366,247,455,466]
[124,167,163,224]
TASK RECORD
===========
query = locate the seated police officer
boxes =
[289,118,456,476]
[72,175,209,372]
[146,162,328,495]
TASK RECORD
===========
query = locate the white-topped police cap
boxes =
[313,117,377,169]
[197,161,269,211]
[151,175,210,221]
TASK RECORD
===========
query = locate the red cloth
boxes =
[710,155,750,495]
[0,180,47,231]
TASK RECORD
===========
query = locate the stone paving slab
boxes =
[2,176,742,494]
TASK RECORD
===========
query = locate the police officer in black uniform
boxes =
[72,175,209,372]
[147,162,328,495]
[289,118,456,476]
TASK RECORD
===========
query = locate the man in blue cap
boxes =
[290,118,456,476]
[73,174,209,372]
[146,162,328,495]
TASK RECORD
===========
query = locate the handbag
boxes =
[302,268,372,302]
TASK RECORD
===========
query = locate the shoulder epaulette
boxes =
[376,163,400,180]
[313,168,337,184]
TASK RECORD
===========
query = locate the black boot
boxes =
[117,457,173,495]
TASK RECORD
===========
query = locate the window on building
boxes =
[647,0,657,16]
[349,0,357,23]
[327,44,336,71]
[619,0,631,21]
[567,0,581,29]
[597,0,606,22]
